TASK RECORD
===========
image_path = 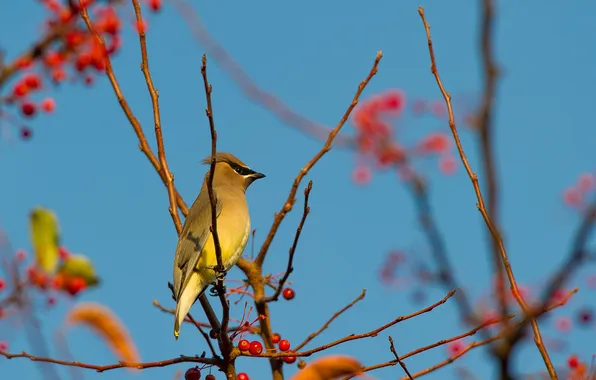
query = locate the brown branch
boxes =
[261,181,312,304]
[78,1,189,217]
[243,290,455,359]
[294,289,366,352]
[254,51,383,268]
[417,7,557,379]
[389,336,414,380]
[200,54,233,369]
[131,0,182,234]
[0,350,219,372]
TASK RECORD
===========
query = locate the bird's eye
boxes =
[232,164,253,176]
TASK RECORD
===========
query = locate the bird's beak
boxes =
[252,172,266,180]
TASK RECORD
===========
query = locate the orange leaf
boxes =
[290,355,363,380]
[66,303,139,365]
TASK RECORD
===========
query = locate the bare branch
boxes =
[261,181,313,304]
[417,7,556,378]
[389,336,414,380]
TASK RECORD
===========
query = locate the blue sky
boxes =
[1,1,596,379]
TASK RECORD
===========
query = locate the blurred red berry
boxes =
[377,144,405,167]
[148,0,162,11]
[76,54,91,72]
[66,277,86,296]
[21,102,36,117]
[447,340,464,356]
[282,288,295,300]
[282,351,296,364]
[568,354,579,368]
[238,339,250,351]
[555,316,572,332]
[0,341,8,351]
[0,278,5,291]
[13,82,29,97]
[248,341,263,356]
[184,366,201,380]
[352,165,372,185]
[205,375,215,380]
[418,132,450,154]
[51,68,66,83]
[84,75,94,86]
[41,98,56,113]
[380,90,405,113]
[135,19,147,34]
[237,373,249,380]
[578,173,595,192]
[44,51,62,67]
[0,307,4,318]
[439,155,457,175]
[24,74,41,90]
[278,339,291,352]
[271,333,281,344]
[563,187,582,206]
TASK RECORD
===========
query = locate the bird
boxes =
[172,152,265,339]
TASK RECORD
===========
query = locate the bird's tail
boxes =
[174,273,205,339]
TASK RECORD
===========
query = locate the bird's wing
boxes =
[173,189,222,300]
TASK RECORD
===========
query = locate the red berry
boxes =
[568,354,579,368]
[41,98,56,113]
[148,0,161,11]
[13,82,29,97]
[66,277,86,296]
[0,341,8,351]
[205,375,216,380]
[278,339,290,352]
[0,277,5,291]
[282,288,295,300]
[21,102,36,117]
[271,333,281,344]
[24,74,41,90]
[248,341,263,356]
[184,366,201,380]
[282,351,296,364]
[237,373,249,380]
[238,339,250,351]
[15,249,27,260]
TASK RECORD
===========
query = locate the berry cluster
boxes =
[350,90,457,185]
[0,0,162,141]
[562,172,595,208]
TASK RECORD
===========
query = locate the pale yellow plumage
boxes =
[172,152,264,339]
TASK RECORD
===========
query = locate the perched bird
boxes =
[172,152,265,338]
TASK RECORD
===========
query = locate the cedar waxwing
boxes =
[172,152,265,338]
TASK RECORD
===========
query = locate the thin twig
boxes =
[417,7,556,379]
[200,54,232,363]
[261,181,313,304]
[78,1,189,217]
[131,0,182,234]
[0,350,219,372]
[254,51,383,268]
[294,289,366,352]
[389,336,414,380]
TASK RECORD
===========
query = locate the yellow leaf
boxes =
[66,303,140,364]
[29,207,60,274]
[290,355,363,380]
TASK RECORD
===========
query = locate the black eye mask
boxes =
[229,162,256,176]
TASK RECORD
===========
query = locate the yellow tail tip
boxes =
[174,330,180,340]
